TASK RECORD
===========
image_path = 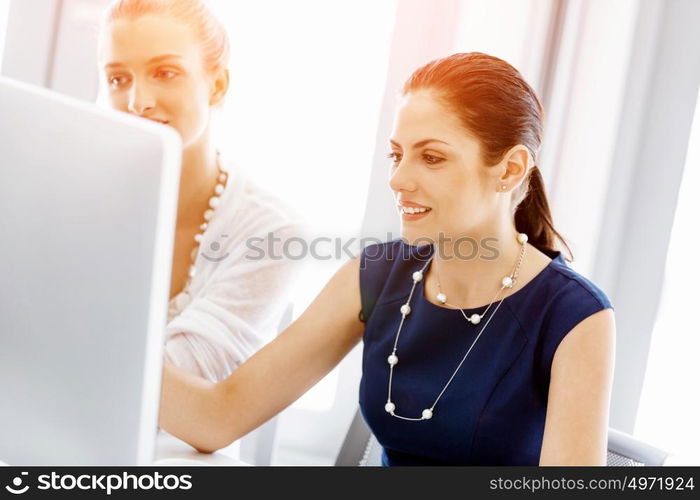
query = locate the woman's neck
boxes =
[426,219,525,307]
[176,135,219,229]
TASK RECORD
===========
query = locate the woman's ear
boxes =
[209,68,230,107]
[498,145,530,190]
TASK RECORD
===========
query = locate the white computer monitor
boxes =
[0,76,181,465]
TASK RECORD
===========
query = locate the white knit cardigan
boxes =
[164,157,308,382]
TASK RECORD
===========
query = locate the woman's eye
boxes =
[156,70,178,79]
[423,154,445,165]
[108,75,128,88]
[387,152,402,164]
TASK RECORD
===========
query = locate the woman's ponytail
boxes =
[514,165,574,262]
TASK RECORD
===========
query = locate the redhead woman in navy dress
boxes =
[157,52,616,466]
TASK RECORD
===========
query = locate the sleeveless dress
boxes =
[358,240,614,466]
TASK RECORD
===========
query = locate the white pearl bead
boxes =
[412,271,423,282]
[518,233,528,244]
[194,233,203,243]
[422,409,433,420]
[203,209,214,221]
[436,292,447,304]
[387,354,398,366]
[200,222,208,231]
[469,313,481,324]
[188,265,196,278]
[502,276,513,288]
[218,172,227,183]
[209,196,220,209]
[400,304,411,316]
[214,184,225,195]
[385,402,395,414]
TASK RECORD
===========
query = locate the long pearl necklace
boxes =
[384,233,529,422]
[180,150,228,294]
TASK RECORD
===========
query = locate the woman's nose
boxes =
[389,161,417,193]
[127,84,155,115]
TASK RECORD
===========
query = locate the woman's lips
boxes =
[398,203,432,221]
[401,209,431,221]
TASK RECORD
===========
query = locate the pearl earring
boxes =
[501,185,507,190]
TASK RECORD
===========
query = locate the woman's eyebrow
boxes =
[146,54,184,64]
[389,138,451,149]
[104,54,184,69]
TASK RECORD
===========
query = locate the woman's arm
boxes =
[158,255,364,453]
[539,308,616,465]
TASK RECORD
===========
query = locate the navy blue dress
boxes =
[358,240,614,466]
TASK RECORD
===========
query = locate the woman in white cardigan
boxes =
[98,0,306,382]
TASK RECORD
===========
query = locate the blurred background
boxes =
[1,0,698,465]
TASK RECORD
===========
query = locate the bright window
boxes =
[634,85,700,465]
[0,0,10,71]
[453,0,552,89]
[205,0,398,414]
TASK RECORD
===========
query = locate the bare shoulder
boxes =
[294,255,364,341]
[553,307,616,370]
[327,255,363,320]
[560,307,615,340]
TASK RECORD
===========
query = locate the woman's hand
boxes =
[158,256,365,453]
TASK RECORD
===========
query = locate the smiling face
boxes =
[389,90,506,245]
[98,15,216,149]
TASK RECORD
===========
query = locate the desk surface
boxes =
[153,430,248,466]
[0,431,248,466]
